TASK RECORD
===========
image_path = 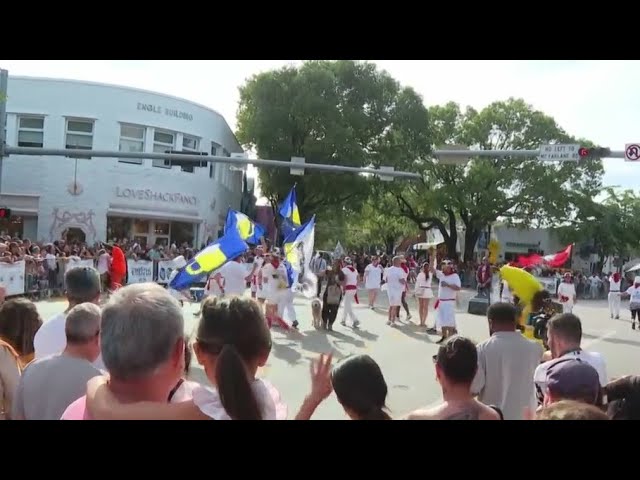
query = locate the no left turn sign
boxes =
[625,144,640,162]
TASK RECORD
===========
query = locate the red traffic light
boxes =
[0,207,11,219]
[578,147,590,158]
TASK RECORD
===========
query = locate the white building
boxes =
[0,76,244,247]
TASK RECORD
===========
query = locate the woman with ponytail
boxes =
[86,296,287,420]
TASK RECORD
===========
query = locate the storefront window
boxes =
[154,222,170,235]
[171,221,194,247]
[133,235,148,248]
[0,216,24,239]
[133,219,150,235]
[106,217,132,243]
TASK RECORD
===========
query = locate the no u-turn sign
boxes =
[625,144,640,162]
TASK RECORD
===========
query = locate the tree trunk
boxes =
[385,236,395,255]
[464,227,481,263]
[444,210,459,262]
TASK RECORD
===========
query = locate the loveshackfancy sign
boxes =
[115,187,197,206]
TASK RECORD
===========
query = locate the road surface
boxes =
[32,288,640,420]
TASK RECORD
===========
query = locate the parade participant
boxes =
[397,257,412,321]
[415,261,434,328]
[214,255,248,298]
[384,256,407,328]
[278,259,298,329]
[588,273,601,300]
[364,256,383,309]
[340,257,360,329]
[430,259,462,344]
[261,251,290,330]
[623,276,640,330]
[608,272,622,320]
[322,270,342,331]
[557,273,577,314]
[248,246,265,301]
[104,242,126,292]
[167,256,189,307]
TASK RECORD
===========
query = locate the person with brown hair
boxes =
[0,298,42,420]
[0,298,43,368]
[406,336,501,420]
[535,400,609,420]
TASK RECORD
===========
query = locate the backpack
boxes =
[325,285,342,305]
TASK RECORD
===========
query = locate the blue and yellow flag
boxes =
[283,216,317,298]
[224,209,265,245]
[169,231,248,290]
[278,186,301,227]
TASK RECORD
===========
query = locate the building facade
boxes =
[0,76,244,247]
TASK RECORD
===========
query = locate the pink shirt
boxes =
[60,396,92,420]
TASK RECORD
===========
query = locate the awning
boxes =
[108,204,202,223]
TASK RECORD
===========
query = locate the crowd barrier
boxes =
[0,258,207,298]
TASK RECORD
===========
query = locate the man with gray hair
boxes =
[12,303,103,420]
[33,266,104,369]
[61,283,185,420]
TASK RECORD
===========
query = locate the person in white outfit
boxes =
[607,272,622,319]
[277,260,298,329]
[499,277,513,304]
[384,256,407,328]
[364,256,383,309]
[261,252,290,329]
[248,246,265,302]
[623,276,640,330]
[557,273,577,314]
[430,259,462,344]
[214,255,247,298]
[415,262,434,327]
[340,257,360,328]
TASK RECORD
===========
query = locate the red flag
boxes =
[542,244,573,268]
[516,254,543,268]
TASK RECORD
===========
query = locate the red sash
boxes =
[434,298,455,310]
[345,284,359,304]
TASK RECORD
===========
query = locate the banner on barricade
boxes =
[126,260,154,284]
[0,261,26,296]
[66,258,95,270]
[157,259,178,285]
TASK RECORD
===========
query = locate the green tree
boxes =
[235,60,431,225]
[556,188,640,261]
[385,99,604,261]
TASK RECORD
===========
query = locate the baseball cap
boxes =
[65,266,102,301]
[546,358,601,405]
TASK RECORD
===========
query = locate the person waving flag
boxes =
[283,216,317,299]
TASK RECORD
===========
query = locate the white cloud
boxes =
[1,60,638,189]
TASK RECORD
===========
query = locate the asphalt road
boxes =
[32,288,640,420]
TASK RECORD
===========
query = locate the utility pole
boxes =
[0,68,8,194]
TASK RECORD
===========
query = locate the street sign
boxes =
[537,144,580,162]
[436,144,470,165]
[625,144,640,162]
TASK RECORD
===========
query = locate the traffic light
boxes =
[578,147,611,159]
[0,207,11,219]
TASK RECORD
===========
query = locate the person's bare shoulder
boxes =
[476,402,501,420]
[404,406,442,420]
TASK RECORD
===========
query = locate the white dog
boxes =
[311,298,322,329]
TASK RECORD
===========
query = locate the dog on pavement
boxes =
[311,298,323,329]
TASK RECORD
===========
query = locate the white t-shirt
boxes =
[501,280,512,300]
[45,253,56,270]
[261,263,288,297]
[416,271,432,289]
[626,286,640,305]
[364,264,383,289]
[34,311,105,370]
[534,350,608,405]
[384,266,407,294]
[557,282,576,304]
[435,271,461,300]
[341,266,359,287]
[589,276,601,287]
[219,261,247,297]
[97,253,110,274]
[608,277,622,292]
[252,257,264,277]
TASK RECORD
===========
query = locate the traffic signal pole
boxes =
[0,69,8,193]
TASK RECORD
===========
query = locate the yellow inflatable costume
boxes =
[499,265,544,340]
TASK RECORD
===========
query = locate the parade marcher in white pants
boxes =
[415,262,434,328]
[608,272,622,319]
[557,272,577,314]
[430,259,462,344]
[384,256,408,328]
[364,256,383,309]
[341,257,360,328]
[278,260,298,329]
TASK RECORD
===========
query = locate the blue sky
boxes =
[1,60,638,191]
